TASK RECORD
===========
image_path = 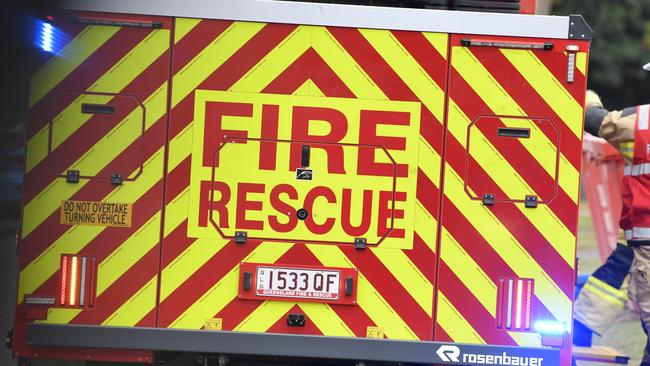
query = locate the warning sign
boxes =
[60,200,132,227]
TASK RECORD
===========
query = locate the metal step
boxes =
[572,346,630,365]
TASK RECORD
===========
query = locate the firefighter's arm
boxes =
[584,90,636,145]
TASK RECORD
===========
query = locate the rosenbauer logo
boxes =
[186,90,421,248]
[435,344,546,366]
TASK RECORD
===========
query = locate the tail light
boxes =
[59,254,97,307]
[497,277,534,331]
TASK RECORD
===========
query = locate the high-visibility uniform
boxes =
[621,105,650,241]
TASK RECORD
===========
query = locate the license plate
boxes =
[239,263,358,305]
[257,266,340,299]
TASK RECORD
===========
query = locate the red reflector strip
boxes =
[496,278,504,328]
[59,256,68,305]
[88,256,97,307]
[525,279,533,330]
[515,279,523,329]
[69,256,79,306]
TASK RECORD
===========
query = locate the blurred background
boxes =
[0,0,648,365]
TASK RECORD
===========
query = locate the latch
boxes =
[345,277,354,296]
[242,271,252,291]
[235,231,247,244]
[354,238,367,250]
[287,313,306,327]
[111,173,123,186]
[482,193,495,206]
[301,144,310,167]
[66,170,80,183]
[525,195,538,208]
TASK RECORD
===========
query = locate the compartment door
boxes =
[17,12,171,332]
[436,34,588,348]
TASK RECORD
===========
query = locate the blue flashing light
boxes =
[41,22,54,52]
[533,320,566,335]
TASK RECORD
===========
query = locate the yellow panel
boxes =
[30,26,120,107]
[576,52,587,75]
[414,201,437,253]
[423,32,448,60]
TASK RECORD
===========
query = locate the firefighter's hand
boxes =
[585,90,603,109]
[584,90,608,136]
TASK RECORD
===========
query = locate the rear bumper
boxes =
[27,323,561,365]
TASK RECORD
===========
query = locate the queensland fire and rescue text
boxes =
[188,91,420,245]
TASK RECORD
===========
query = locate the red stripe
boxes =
[391,30,448,93]
[28,27,154,138]
[435,324,453,342]
[466,46,581,170]
[342,246,432,340]
[438,260,517,345]
[419,107,445,157]
[171,19,234,75]
[19,114,167,269]
[444,136,574,298]
[417,169,440,222]
[329,27,419,103]
[406,233,437,286]
[156,240,259,327]
[169,23,297,139]
[23,50,170,204]
[449,67,578,232]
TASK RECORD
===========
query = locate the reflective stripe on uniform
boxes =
[638,104,649,131]
[574,276,627,335]
[624,163,650,176]
[625,227,650,240]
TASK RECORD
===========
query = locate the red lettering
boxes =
[377,190,406,238]
[203,101,252,167]
[236,183,265,230]
[290,106,347,173]
[303,186,336,235]
[199,181,231,228]
[341,189,373,236]
[269,184,298,233]
[358,110,410,177]
[259,104,279,171]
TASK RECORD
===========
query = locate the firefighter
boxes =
[580,65,650,364]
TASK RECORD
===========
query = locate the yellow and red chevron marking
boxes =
[435,34,587,366]
[154,19,446,341]
[14,13,173,361]
[15,12,588,364]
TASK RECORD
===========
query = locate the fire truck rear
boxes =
[12,0,592,365]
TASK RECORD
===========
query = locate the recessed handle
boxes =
[82,103,115,115]
[301,145,310,167]
[498,127,530,139]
